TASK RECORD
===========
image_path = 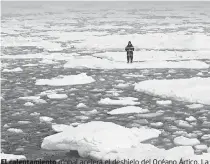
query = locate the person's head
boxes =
[128,41,131,45]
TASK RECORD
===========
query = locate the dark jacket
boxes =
[125,44,134,55]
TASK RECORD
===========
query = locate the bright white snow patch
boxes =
[185,116,197,122]
[41,121,161,158]
[19,96,46,104]
[186,104,204,109]
[7,128,23,133]
[64,56,209,69]
[24,102,34,106]
[52,124,70,132]
[40,116,54,123]
[47,94,68,99]
[174,136,200,146]
[135,77,210,105]
[2,67,23,72]
[30,112,40,116]
[76,103,87,108]
[99,97,140,106]
[156,100,172,105]
[0,153,26,161]
[108,106,149,115]
[36,73,95,86]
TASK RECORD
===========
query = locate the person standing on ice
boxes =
[125,41,134,63]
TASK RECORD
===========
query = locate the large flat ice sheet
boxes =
[135,77,210,105]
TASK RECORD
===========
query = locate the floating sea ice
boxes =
[137,110,164,118]
[108,106,149,115]
[77,103,87,108]
[47,93,68,99]
[52,124,71,132]
[0,153,26,161]
[185,116,197,122]
[24,102,34,106]
[41,121,161,158]
[135,77,210,105]
[18,121,31,124]
[174,136,200,146]
[7,128,23,133]
[186,104,204,109]
[75,116,89,120]
[156,100,172,105]
[40,116,54,123]
[99,97,140,106]
[30,112,40,116]
[3,124,10,128]
[39,59,58,65]
[208,147,210,153]
[150,122,164,128]
[36,73,95,86]
[2,67,23,72]
[115,83,130,88]
[23,64,38,67]
[70,122,82,127]
[19,96,46,104]
[175,120,193,129]
[194,145,208,151]
[201,134,210,140]
[196,72,203,76]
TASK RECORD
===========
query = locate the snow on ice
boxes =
[135,77,210,105]
[107,106,149,115]
[99,97,140,106]
[0,153,26,161]
[36,73,95,86]
[41,121,210,161]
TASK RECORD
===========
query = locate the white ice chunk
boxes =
[24,102,34,106]
[2,67,23,72]
[41,121,161,158]
[40,116,54,123]
[76,103,87,108]
[174,136,200,146]
[0,153,26,161]
[52,124,71,132]
[47,93,68,99]
[108,106,149,115]
[36,73,95,86]
[135,77,210,105]
[156,100,172,105]
[186,104,204,109]
[7,128,23,133]
[99,97,140,106]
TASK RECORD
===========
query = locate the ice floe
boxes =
[30,112,40,116]
[194,145,208,151]
[0,153,26,161]
[185,116,197,122]
[174,136,200,146]
[40,116,54,123]
[19,96,47,104]
[64,56,209,69]
[52,124,70,132]
[47,93,68,99]
[156,100,172,105]
[76,103,87,108]
[24,102,34,106]
[18,121,31,124]
[41,121,210,160]
[99,97,140,106]
[2,67,23,72]
[41,121,161,157]
[36,73,95,86]
[107,106,149,115]
[7,128,23,133]
[186,104,204,109]
[135,77,210,105]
